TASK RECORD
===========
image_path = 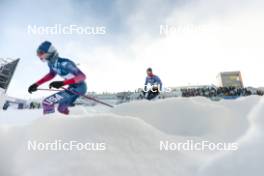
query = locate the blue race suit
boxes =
[144,75,162,90]
[144,75,162,100]
[41,57,87,114]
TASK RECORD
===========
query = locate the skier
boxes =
[143,68,162,100]
[28,41,87,115]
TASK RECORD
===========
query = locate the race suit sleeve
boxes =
[155,76,162,90]
[36,70,56,86]
[62,61,86,85]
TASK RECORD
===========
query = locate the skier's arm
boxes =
[63,62,86,85]
[155,76,162,90]
[63,71,86,85]
[36,71,56,86]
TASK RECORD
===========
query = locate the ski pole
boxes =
[37,88,62,92]
[61,87,114,108]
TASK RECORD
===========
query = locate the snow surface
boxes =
[0,96,263,176]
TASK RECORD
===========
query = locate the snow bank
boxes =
[198,97,264,176]
[112,96,259,141]
[0,114,200,176]
[0,96,262,176]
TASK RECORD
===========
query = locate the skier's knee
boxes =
[58,105,69,115]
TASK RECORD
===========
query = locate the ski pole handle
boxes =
[37,88,62,92]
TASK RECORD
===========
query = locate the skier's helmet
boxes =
[146,67,153,76]
[147,68,152,72]
[37,41,58,62]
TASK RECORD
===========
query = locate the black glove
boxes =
[49,81,64,89]
[28,83,38,94]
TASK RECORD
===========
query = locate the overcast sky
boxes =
[1,0,264,99]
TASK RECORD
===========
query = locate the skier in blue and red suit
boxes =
[28,41,87,115]
[143,67,162,100]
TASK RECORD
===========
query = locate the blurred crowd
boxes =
[29,102,41,109]
[181,87,264,98]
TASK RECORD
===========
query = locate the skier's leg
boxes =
[42,89,77,115]
[42,83,87,115]
[57,93,78,115]
[146,90,153,100]
[57,103,70,115]
[152,91,160,99]
[42,92,65,114]
[57,83,87,115]
[147,90,159,100]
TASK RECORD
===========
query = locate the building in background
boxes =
[0,58,20,109]
[217,71,244,88]
[0,58,20,92]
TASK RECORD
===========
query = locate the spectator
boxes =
[143,68,162,100]
[181,86,260,98]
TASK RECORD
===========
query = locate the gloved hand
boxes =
[49,81,64,89]
[28,83,38,94]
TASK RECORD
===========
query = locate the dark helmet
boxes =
[147,67,152,72]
